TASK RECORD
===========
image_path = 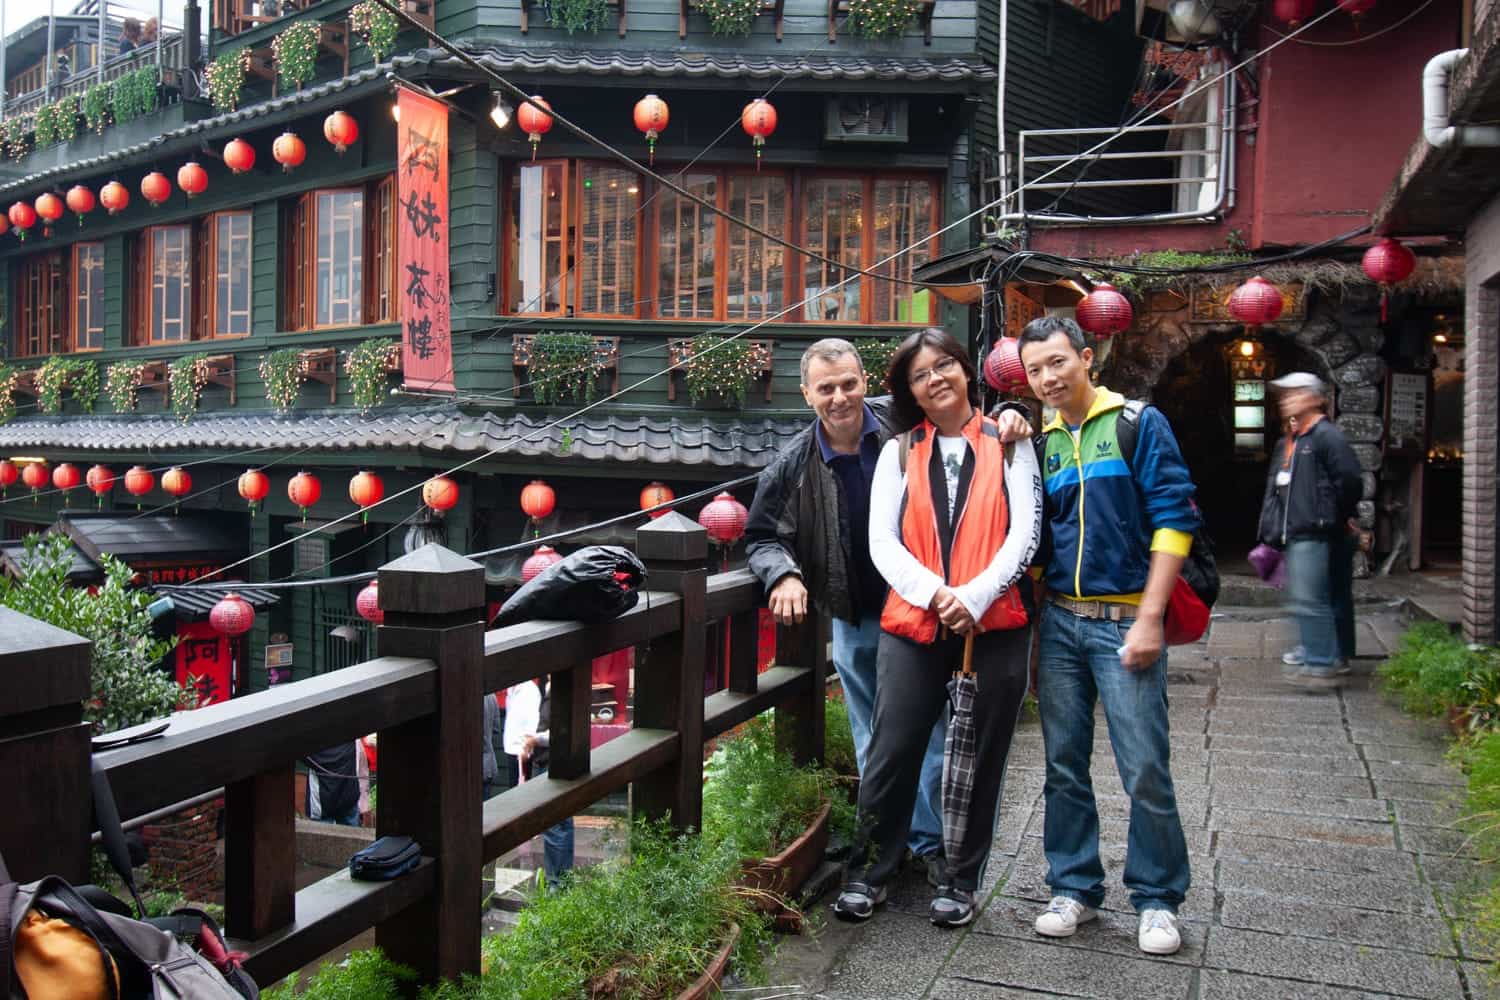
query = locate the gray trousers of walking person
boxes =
[847,626,1031,892]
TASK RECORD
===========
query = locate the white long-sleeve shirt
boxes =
[868,432,1042,623]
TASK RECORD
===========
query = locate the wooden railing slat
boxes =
[703,666,812,740]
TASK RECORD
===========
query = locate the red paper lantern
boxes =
[288,470,321,517]
[224,138,256,174]
[983,338,1030,396]
[35,192,65,226]
[423,475,459,513]
[9,201,37,240]
[65,185,95,224]
[698,492,749,547]
[356,580,384,624]
[100,180,130,215]
[177,161,208,198]
[140,171,172,207]
[86,464,114,508]
[517,96,553,160]
[124,465,154,505]
[52,463,81,504]
[522,545,564,583]
[633,94,669,165]
[161,466,192,498]
[741,99,777,169]
[520,479,555,522]
[640,481,674,519]
[21,462,48,491]
[272,132,307,173]
[0,460,16,495]
[349,470,384,523]
[1272,0,1317,25]
[1074,282,1134,338]
[238,469,269,515]
[323,111,359,154]
[1362,237,1416,321]
[209,592,255,637]
[1228,275,1285,329]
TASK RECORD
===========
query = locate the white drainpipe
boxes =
[1424,49,1500,148]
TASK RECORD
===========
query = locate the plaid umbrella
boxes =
[941,632,978,864]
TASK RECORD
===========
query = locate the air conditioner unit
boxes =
[823,96,909,144]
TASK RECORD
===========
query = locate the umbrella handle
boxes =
[960,632,975,677]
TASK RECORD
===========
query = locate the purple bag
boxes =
[1247,543,1285,589]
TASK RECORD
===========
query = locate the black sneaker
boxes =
[930,886,975,927]
[833,881,887,922]
[921,852,946,889]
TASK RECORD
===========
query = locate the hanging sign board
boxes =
[1385,370,1431,456]
[1003,286,1044,339]
[177,621,232,706]
[397,85,454,392]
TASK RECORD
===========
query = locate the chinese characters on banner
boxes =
[397,86,454,392]
[176,621,233,707]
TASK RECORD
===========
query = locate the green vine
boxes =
[70,359,101,413]
[1102,249,1253,296]
[0,365,16,425]
[344,337,399,413]
[846,0,923,39]
[259,348,304,412]
[545,0,613,34]
[683,335,770,408]
[856,337,902,395]
[169,354,211,424]
[350,1,400,62]
[272,21,322,91]
[3,117,29,161]
[529,333,606,406]
[694,0,760,35]
[33,97,79,148]
[35,356,72,415]
[81,83,112,134]
[105,361,145,413]
[110,67,159,124]
[205,47,250,113]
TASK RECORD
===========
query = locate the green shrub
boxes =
[824,692,857,779]
[1376,621,1483,718]
[263,947,417,999]
[82,82,112,134]
[528,332,606,406]
[111,67,159,123]
[857,337,902,395]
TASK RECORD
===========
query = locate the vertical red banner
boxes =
[176,621,232,706]
[397,86,454,392]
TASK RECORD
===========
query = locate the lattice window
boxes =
[13,252,67,358]
[725,173,787,322]
[504,160,569,315]
[871,178,936,325]
[316,190,365,328]
[144,226,192,344]
[368,176,397,323]
[656,173,717,320]
[212,212,253,337]
[575,162,640,318]
[801,179,864,323]
[72,243,104,352]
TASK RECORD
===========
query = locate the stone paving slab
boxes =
[1377,778,1469,803]
[1204,926,1465,999]
[1401,822,1486,857]
[1218,890,1455,955]
[1211,785,1390,822]
[1198,968,1439,999]
[1393,798,1464,827]
[816,909,957,999]
[973,895,1208,967]
[1213,832,1423,878]
[1359,742,1455,766]
[1207,766,1375,797]
[1369,760,1468,787]
[1207,734,1361,754]
[1210,749,1371,776]
[1215,859,1437,914]
[1211,806,1397,848]
[936,934,1195,1000]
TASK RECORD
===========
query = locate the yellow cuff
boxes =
[1151,528,1194,557]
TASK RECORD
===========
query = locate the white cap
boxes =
[1269,372,1327,395]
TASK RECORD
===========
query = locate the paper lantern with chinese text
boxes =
[238,469,269,515]
[86,464,114,508]
[1273,0,1316,25]
[349,470,384,523]
[1362,237,1417,322]
[522,545,563,583]
[741,99,777,169]
[423,475,459,513]
[66,185,95,225]
[177,161,208,198]
[100,181,130,215]
[323,111,359,154]
[633,94,669,165]
[224,138,256,174]
[699,492,749,547]
[983,338,1031,396]
[517,96,553,160]
[356,580,383,624]
[1228,275,1284,330]
[640,481,674,519]
[520,479,555,522]
[0,460,17,496]
[210,593,255,637]
[52,463,81,505]
[8,201,36,240]
[272,131,306,172]
[1074,283,1134,338]
[35,193,65,236]
[288,471,321,518]
[124,465,154,509]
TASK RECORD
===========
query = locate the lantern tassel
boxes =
[1381,288,1389,324]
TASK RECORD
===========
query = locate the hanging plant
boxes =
[856,337,903,395]
[70,359,101,413]
[272,21,322,91]
[0,365,16,425]
[260,347,305,412]
[694,0,760,36]
[34,97,79,148]
[110,67,159,124]
[345,337,399,413]
[847,0,922,39]
[545,0,612,34]
[683,335,771,408]
[35,356,72,415]
[530,332,607,406]
[3,117,29,162]
[169,354,211,424]
[350,1,400,62]
[81,83,112,134]
[105,361,146,413]
[205,47,250,113]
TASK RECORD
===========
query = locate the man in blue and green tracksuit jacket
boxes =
[1018,317,1199,958]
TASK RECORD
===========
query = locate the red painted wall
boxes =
[1031,2,1460,259]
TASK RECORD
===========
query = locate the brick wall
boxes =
[1464,202,1500,642]
[140,797,224,904]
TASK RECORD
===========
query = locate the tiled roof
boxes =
[0,405,806,469]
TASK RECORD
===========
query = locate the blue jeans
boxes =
[1037,604,1189,912]
[533,765,575,889]
[1287,538,1340,669]
[833,614,944,857]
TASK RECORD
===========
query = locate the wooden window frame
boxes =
[500,159,571,318]
[201,210,255,339]
[135,224,195,345]
[721,168,792,324]
[12,251,67,359]
[367,176,397,324]
[282,179,392,333]
[70,242,105,352]
[572,161,643,320]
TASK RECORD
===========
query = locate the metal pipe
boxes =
[1,1,8,121]
[88,787,226,843]
[1015,122,1211,137]
[1026,176,1218,190]
[99,0,106,83]
[1423,49,1500,148]
[46,0,57,98]
[996,0,1008,212]
[157,0,164,72]
[1026,149,1211,163]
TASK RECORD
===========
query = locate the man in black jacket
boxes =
[1259,373,1364,688]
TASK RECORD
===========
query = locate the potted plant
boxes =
[260,348,305,412]
[70,360,101,413]
[33,97,79,148]
[3,117,30,161]
[528,332,607,405]
[694,0,761,36]
[0,364,18,424]
[82,82,112,134]
[205,47,250,113]
[34,355,73,415]
[544,0,613,34]
[847,0,923,39]
[272,21,322,91]
[169,354,211,424]
[350,1,401,62]
[682,334,771,408]
[345,337,400,413]
[105,360,146,413]
[109,67,159,124]
[856,336,903,394]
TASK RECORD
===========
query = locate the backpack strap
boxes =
[1116,399,1147,471]
[896,429,913,474]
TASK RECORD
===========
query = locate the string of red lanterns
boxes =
[273,132,307,172]
[51,463,80,505]
[0,461,16,497]
[1361,237,1416,323]
[124,465,154,509]
[34,193,64,237]
[177,162,208,198]
[1227,275,1285,331]
[741,99,777,170]
[66,184,95,225]
[1272,0,1317,26]
[224,138,256,174]
[209,592,255,637]
[288,470,321,521]
[21,461,48,503]
[86,464,114,508]
[349,470,384,523]
[983,338,1030,396]
[238,469,269,516]
[140,171,172,207]
[100,181,130,215]
[423,475,459,514]
[356,579,383,624]
[324,110,359,154]
[640,481,674,520]
[8,201,36,240]
[161,466,192,512]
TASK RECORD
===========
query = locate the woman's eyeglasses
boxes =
[908,355,961,387]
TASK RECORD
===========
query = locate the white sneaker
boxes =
[1034,896,1097,938]
[1138,907,1181,955]
[1281,646,1307,666]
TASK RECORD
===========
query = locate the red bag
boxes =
[1163,576,1210,646]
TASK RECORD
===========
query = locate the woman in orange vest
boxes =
[833,328,1042,928]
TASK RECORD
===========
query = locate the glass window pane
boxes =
[1233,380,1265,402]
[507,163,566,314]
[1234,433,1263,452]
[656,173,716,319]
[726,174,786,322]
[1234,405,1265,430]
[871,179,935,324]
[575,162,639,317]
[152,227,191,342]
[316,191,363,327]
[802,179,863,322]
[74,243,104,350]
[216,213,252,336]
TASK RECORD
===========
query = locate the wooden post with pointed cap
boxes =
[372,543,485,984]
[631,511,707,833]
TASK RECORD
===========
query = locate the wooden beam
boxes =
[704,666,811,739]
[224,766,295,940]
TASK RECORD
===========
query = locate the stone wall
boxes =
[140,797,223,904]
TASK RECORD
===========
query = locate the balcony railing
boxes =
[4,35,187,119]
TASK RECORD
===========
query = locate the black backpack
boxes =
[1117,400,1220,611]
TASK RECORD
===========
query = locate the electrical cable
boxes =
[1263,0,1438,47]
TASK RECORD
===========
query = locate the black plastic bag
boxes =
[492,545,647,626]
